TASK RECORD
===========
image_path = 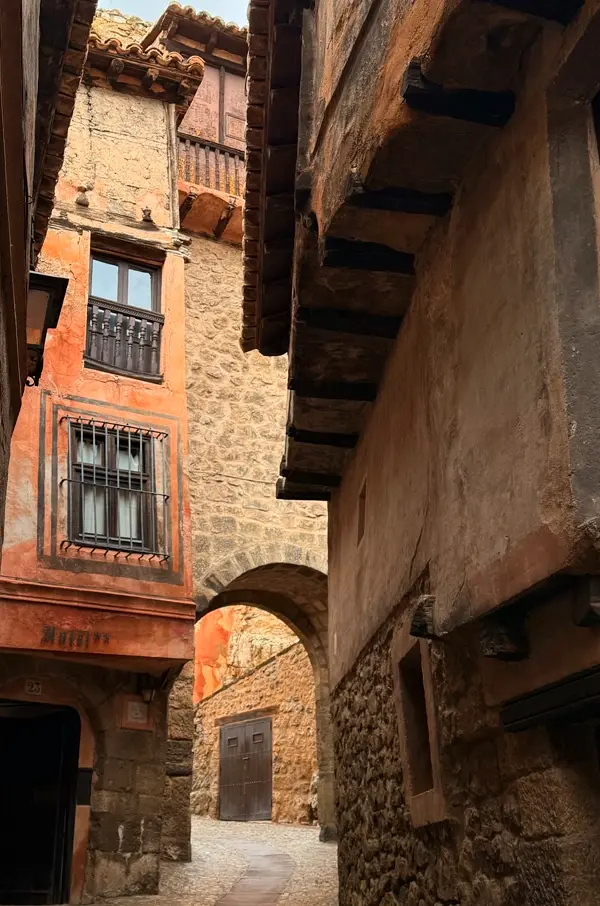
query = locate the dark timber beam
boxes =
[479,610,530,661]
[403,59,515,128]
[280,467,341,487]
[321,238,415,274]
[288,378,379,401]
[345,184,453,217]
[483,0,583,24]
[296,306,402,339]
[287,425,359,448]
[276,479,331,501]
[179,190,198,222]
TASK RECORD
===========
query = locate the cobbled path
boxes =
[101,816,338,906]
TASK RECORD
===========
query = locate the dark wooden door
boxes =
[219,718,272,821]
[0,703,80,904]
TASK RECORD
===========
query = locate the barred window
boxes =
[65,418,169,558]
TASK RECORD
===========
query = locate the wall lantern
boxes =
[26,271,68,385]
[137,673,159,703]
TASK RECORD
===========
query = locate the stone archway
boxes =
[195,547,336,840]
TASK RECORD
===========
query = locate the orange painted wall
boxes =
[193,608,237,703]
[0,85,195,666]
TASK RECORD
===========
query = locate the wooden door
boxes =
[219,717,272,821]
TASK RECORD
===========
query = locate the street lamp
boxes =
[26,271,68,385]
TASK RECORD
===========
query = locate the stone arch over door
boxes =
[196,546,336,839]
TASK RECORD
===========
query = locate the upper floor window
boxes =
[85,255,164,381]
[67,418,169,559]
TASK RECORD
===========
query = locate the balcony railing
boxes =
[178,132,246,197]
[85,298,164,381]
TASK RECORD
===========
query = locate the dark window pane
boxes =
[127,269,153,310]
[91,259,118,301]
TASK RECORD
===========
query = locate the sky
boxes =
[98,0,248,26]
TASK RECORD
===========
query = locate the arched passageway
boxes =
[195,546,335,840]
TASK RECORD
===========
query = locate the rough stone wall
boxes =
[183,234,327,603]
[91,8,151,45]
[194,605,297,702]
[162,660,194,863]
[55,85,174,229]
[332,611,600,906]
[0,652,168,900]
[192,641,318,825]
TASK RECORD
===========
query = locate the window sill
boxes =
[83,357,164,384]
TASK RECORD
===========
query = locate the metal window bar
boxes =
[62,417,170,560]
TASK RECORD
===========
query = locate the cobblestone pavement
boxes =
[102,816,338,906]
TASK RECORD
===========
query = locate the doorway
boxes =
[219,717,272,821]
[0,700,81,904]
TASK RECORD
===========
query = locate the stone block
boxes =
[97,757,133,792]
[166,738,193,774]
[134,763,165,798]
[161,837,192,862]
[93,813,141,854]
[92,852,128,898]
[125,853,160,895]
[164,773,193,808]
[168,707,194,740]
[141,816,162,854]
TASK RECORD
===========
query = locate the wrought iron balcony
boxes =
[178,132,245,197]
[85,298,164,381]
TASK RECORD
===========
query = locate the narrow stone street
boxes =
[99,817,338,906]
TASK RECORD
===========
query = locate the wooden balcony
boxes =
[178,132,246,197]
[84,298,164,381]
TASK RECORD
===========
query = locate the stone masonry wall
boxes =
[183,234,327,603]
[91,9,151,44]
[162,660,195,863]
[0,652,168,900]
[192,641,318,825]
[333,610,600,906]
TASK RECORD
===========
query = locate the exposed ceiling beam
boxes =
[296,306,402,339]
[403,59,515,128]
[288,378,378,402]
[280,467,341,487]
[321,238,415,274]
[345,184,453,216]
[276,479,331,501]
[286,425,359,448]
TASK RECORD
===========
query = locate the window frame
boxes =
[89,254,161,315]
[67,420,168,557]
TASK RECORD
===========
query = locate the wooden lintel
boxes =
[346,184,453,217]
[296,305,402,339]
[482,0,583,23]
[403,58,515,128]
[289,378,378,402]
[286,425,359,448]
[280,467,341,488]
[322,238,415,274]
[276,478,331,501]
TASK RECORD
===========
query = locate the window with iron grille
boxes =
[66,418,169,558]
[85,255,164,380]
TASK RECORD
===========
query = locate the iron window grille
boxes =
[64,417,169,559]
[85,255,164,380]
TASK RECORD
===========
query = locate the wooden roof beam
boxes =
[403,58,515,127]
[276,479,331,501]
[296,306,403,339]
[286,425,359,448]
[288,378,379,402]
[321,238,415,274]
[345,183,453,216]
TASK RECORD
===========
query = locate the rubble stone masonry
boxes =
[183,234,327,603]
[193,641,318,825]
[332,609,600,906]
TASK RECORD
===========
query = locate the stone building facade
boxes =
[0,13,203,902]
[244,0,600,903]
[192,608,318,826]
